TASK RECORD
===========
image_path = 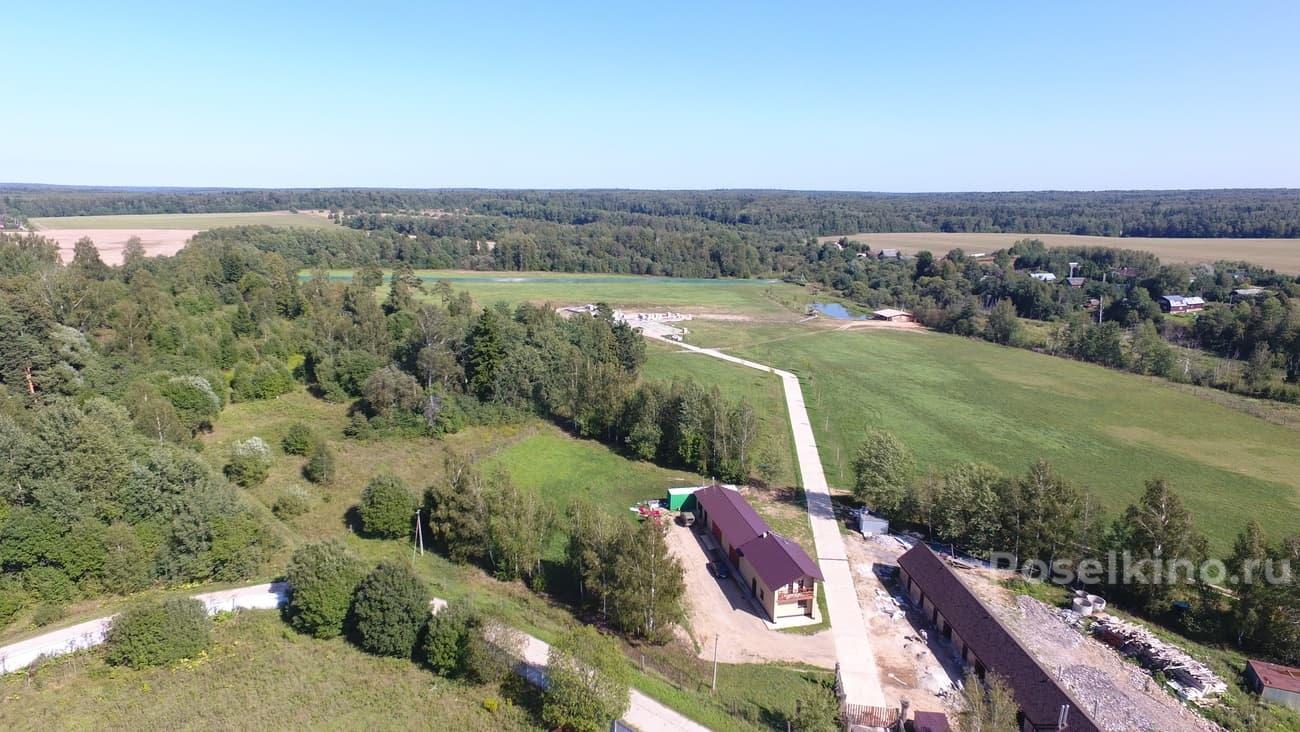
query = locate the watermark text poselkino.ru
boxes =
[990,552,1295,587]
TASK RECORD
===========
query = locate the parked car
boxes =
[708,561,731,580]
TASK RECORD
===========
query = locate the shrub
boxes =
[273,487,312,520]
[230,361,294,402]
[105,597,212,668]
[23,565,76,605]
[424,603,473,676]
[358,475,415,539]
[225,436,272,487]
[284,541,366,639]
[303,439,335,484]
[543,625,630,732]
[280,422,313,455]
[0,579,27,628]
[422,604,521,681]
[32,603,66,627]
[350,561,427,657]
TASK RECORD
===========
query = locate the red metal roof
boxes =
[738,531,823,587]
[912,710,950,732]
[695,485,822,589]
[695,484,767,547]
[898,544,1101,732]
[1249,659,1300,694]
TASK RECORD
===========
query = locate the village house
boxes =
[1246,659,1300,711]
[897,544,1102,732]
[871,308,914,323]
[1029,272,1057,282]
[693,485,822,625]
[1159,295,1205,314]
[1065,276,1086,288]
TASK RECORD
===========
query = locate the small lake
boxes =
[810,303,867,320]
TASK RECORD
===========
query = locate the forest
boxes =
[6,185,1300,237]
[0,231,755,630]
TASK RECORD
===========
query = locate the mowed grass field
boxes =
[322,268,813,318]
[676,320,1300,551]
[818,232,1300,273]
[31,210,335,230]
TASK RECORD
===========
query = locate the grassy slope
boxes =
[683,320,1300,551]
[31,211,335,229]
[193,391,821,730]
[0,612,539,731]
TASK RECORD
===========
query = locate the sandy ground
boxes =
[664,523,836,668]
[845,534,962,716]
[41,229,198,266]
[962,570,1222,732]
[818,231,1300,274]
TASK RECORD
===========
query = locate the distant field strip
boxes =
[819,232,1300,273]
[31,210,335,230]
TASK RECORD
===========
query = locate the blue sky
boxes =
[5,1,1299,190]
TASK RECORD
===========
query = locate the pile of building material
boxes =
[1090,615,1228,701]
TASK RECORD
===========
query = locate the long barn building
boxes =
[897,544,1102,732]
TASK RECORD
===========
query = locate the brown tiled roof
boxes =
[897,544,1102,732]
[1249,659,1300,694]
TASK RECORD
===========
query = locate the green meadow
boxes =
[674,320,1300,552]
[321,268,814,317]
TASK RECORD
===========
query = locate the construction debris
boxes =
[1090,615,1228,702]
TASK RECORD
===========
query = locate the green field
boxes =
[31,211,336,230]
[674,320,1300,551]
[323,268,815,318]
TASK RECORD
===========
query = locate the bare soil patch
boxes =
[845,534,961,716]
[43,229,198,265]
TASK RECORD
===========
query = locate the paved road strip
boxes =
[647,334,886,706]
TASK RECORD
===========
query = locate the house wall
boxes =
[736,555,777,620]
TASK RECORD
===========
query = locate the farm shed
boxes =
[1245,659,1300,710]
[666,486,700,511]
[1159,295,1205,314]
[1029,272,1057,282]
[856,507,889,536]
[1065,276,1086,288]
[694,485,823,625]
[871,308,914,323]
[896,544,1102,732]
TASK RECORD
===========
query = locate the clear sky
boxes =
[5,1,1299,191]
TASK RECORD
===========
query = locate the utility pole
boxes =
[414,509,425,557]
[711,634,719,693]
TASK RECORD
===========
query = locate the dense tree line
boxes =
[0,232,300,628]
[853,431,1300,668]
[7,185,1300,238]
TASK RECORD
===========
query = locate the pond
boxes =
[809,302,867,320]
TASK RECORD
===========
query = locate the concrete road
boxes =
[647,334,886,707]
[0,583,288,675]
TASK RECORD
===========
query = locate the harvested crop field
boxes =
[818,232,1300,273]
[39,228,197,265]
